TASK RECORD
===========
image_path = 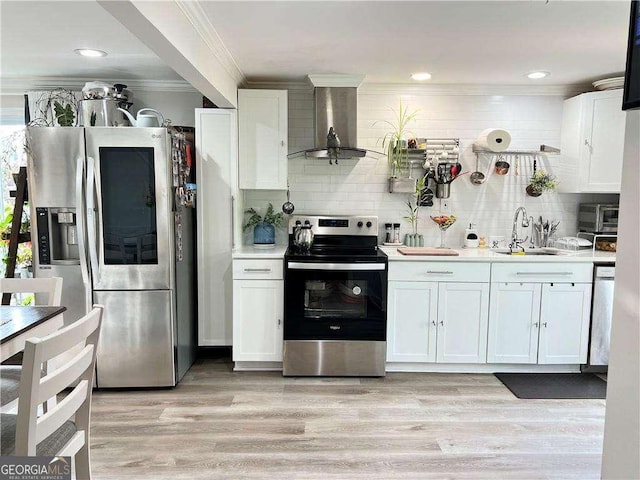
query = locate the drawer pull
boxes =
[426,270,454,275]
[243,268,272,273]
[516,272,573,276]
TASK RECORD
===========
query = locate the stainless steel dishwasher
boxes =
[583,265,615,371]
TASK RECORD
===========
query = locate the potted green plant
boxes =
[243,203,285,248]
[375,100,419,193]
[526,170,558,197]
[403,177,425,246]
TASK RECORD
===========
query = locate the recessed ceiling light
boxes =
[74,48,108,58]
[527,71,550,80]
[411,72,432,81]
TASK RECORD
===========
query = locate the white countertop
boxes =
[231,245,615,263]
[380,246,616,263]
[232,245,287,259]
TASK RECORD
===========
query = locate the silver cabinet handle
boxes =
[439,320,444,326]
[277,319,281,327]
[516,272,573,276]
[243,268,272,273]
[431,320,436,326]
[542,322,548,328]
[426,270,454,275]
[533,322,539,328]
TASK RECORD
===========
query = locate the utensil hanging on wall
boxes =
[282,182,295,214]
[470,155,486,185]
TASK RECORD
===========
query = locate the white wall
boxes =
[133,90,202,127]
[601,109,640,479]
[243,83,617,246]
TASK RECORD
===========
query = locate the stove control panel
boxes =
[288,215,378,236]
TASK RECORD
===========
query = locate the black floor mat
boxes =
[494,373,607,399]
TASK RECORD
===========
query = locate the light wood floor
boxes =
[90,359,606,479]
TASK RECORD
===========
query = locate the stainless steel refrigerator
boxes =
[26,127,196,388]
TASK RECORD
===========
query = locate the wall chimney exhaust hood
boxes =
[289,74,367,163]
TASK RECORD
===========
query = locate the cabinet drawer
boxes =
[491,263,593,283]
[388,262,490,282]
[233,259,283,280]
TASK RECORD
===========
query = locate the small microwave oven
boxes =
[578,203,619,234]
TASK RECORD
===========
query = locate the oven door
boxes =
[284,261,387,341]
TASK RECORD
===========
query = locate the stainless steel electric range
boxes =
[283,215,388,377]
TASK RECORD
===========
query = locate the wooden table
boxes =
[0,306,66,362]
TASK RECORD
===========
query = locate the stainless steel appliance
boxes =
[578,203,619,234]
[583,265,616,372]
[283,215,387,377]
[26,127,196,388]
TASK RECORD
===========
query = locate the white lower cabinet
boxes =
[232,260,284,362]
[387,281,438,362]
[387,279,489,364]
[436,282,490,363]
[487,282,592,364]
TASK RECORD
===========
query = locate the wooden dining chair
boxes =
[0,305,103,480]
[0,277,63,306]
[1,277,64,414]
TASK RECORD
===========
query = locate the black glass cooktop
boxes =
[285,246,387,263]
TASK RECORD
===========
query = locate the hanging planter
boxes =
[525,185,542,197]
[526,170,558,197]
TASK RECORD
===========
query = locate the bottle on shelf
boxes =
[385,223,392,243]
[464,223,479,248]
[393,223,401,244]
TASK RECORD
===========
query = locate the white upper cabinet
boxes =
[238,89,288,190]
[558,89,626,193]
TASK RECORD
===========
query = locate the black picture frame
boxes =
[623,0,640,110]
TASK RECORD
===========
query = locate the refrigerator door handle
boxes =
[76,155,91,312]
[86,156,101,285]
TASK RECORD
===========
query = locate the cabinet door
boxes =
[238,89,288,190]
[233,279,284,362]
[582,90,626,192]
[437,283,489,364]
[387,281,437,362]
[195,109,237,346]
[538,283,592,364]
[487,283,541,364]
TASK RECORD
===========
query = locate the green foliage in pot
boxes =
[243,203,285,231]
[375,100,419,178]
[527,170,558,195]
[53,101,75,127]
[403,177,426,235]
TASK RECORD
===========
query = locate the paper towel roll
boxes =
[476,128,511,152]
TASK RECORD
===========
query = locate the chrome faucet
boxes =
[510,207,530,252]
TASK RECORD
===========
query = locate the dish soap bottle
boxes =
[464,223,479,248]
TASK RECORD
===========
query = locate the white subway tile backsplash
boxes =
[243,84,616,247]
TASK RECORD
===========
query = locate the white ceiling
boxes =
[0,0,632,89]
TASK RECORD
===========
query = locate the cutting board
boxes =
[397,247,459,256]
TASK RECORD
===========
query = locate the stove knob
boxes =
[357,221,363,228]
[304,220,311,226]
[295,220,301,226]
[366,221,372,228]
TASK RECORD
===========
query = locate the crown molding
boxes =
[359,82,593,97]
[307,74,365,88]
[244,81,312,92]
[234,79,592,97]
[0,77,199,94]
[175,0,246,86]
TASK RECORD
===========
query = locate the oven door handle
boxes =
[287,262,386,271]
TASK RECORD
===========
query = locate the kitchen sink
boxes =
[492,248,566,256]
